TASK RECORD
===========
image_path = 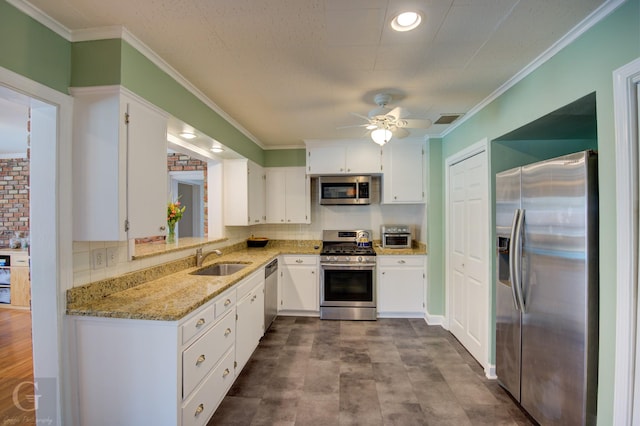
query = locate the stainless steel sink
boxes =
[190,263,247,276]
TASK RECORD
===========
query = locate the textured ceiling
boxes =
[3,0,607,151]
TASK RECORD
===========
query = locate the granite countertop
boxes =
[67,239,426,322]
[67,242,321,322]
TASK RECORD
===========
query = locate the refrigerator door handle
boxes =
[513,208,526,313]
[508,209,521,311]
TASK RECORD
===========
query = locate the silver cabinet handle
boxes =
[222,368,230,378]
[224,299,231,307]
[196,318,206,328]
[224,327,232,336]
[196,354,206,366]
[397,259,406,264]
[296,259,303,263]
[195,403,204,416]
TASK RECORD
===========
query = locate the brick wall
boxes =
[0,156,30,247]
[167,153,208,236]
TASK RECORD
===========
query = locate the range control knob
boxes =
[357,256,363,262]
[344,256,350,262]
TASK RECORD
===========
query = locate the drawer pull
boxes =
[224,299,231,307]
[398,260,406,264]
[195,318,206,328]
[195,403,204,416]
[222,368,230,378]
[296,259,303,263]
[196,354,206,366]
[224,327,232,336]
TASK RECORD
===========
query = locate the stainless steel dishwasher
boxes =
[264,259,278,332]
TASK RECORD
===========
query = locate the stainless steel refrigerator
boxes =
[495,150,598,425]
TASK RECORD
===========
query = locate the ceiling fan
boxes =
[341,93,432,145]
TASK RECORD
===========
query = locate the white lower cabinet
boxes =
[279,255,318,314]
[235,270,265,372]
[70,266,268,426]
[377,255,426,317]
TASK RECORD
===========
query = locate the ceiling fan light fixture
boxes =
[371,128,392,146]
[391,11,422,32]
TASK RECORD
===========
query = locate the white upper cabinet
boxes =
[265,167,310,224]
[72,86,168,241]
[305,139,382,175]
[223,159,265,226]
[382,139,426,204]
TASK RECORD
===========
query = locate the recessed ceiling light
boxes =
[391,11,422,32]
[211,146,224,153]
[179,132,196,140]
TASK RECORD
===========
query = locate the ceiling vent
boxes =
[434,114,463,125]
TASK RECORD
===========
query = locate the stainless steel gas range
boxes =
[320,230,376,321]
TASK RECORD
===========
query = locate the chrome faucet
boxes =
[195,248,222,267]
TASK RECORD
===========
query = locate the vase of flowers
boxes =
[167,198,186,244]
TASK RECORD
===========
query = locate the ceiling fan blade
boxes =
[392,128,410,139]
[399,118,433,129]
[350,112,371,121]
[337,123,370,130]
[387,106,405,120]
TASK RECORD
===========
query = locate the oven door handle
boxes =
[320,263,376,269]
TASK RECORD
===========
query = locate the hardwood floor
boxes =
[0,308,35,425]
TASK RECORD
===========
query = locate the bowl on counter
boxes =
[247,237,269,248]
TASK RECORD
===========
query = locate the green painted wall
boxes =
[0,1,70,94]
[264,149,306,167]
[71,39,122,86]
[435,0,640,423]
[426,138,444,315]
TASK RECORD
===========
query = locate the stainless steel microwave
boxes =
[319,176,371,205]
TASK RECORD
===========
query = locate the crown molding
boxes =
[440,0,626,139]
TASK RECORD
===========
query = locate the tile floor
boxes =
[209,317,534,425]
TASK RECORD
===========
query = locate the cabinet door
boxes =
[306,146,345,174]
[284,168,309,223]
[265,168,286,223]
[224,159,249,225]
[10,266,30,307]
[126,95,169,238]
[248,161,265,224]
[236,282,264,372]
[377,257,425,314]
[383,140,425,203]
[280,265,318,312]
[346,141,382,174]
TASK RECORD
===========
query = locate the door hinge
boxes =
[234,361,237,369]
[236,313,238,320]
[124,219,130,232]
[124,112,130,125]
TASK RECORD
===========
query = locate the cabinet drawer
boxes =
[181,304,216,345]
[183,309,235,399]
[236,269,264,300]
[215,290,236,319]
[281,256,317,266]
[11,254,29,266]
[377,256,425,267]
[182,347,235,426]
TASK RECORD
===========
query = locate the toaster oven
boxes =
[381,225,412,248]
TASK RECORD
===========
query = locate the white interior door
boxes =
[448,150,489,371]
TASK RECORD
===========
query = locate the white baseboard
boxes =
[424,311,446,326]
[485,363,497,380]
